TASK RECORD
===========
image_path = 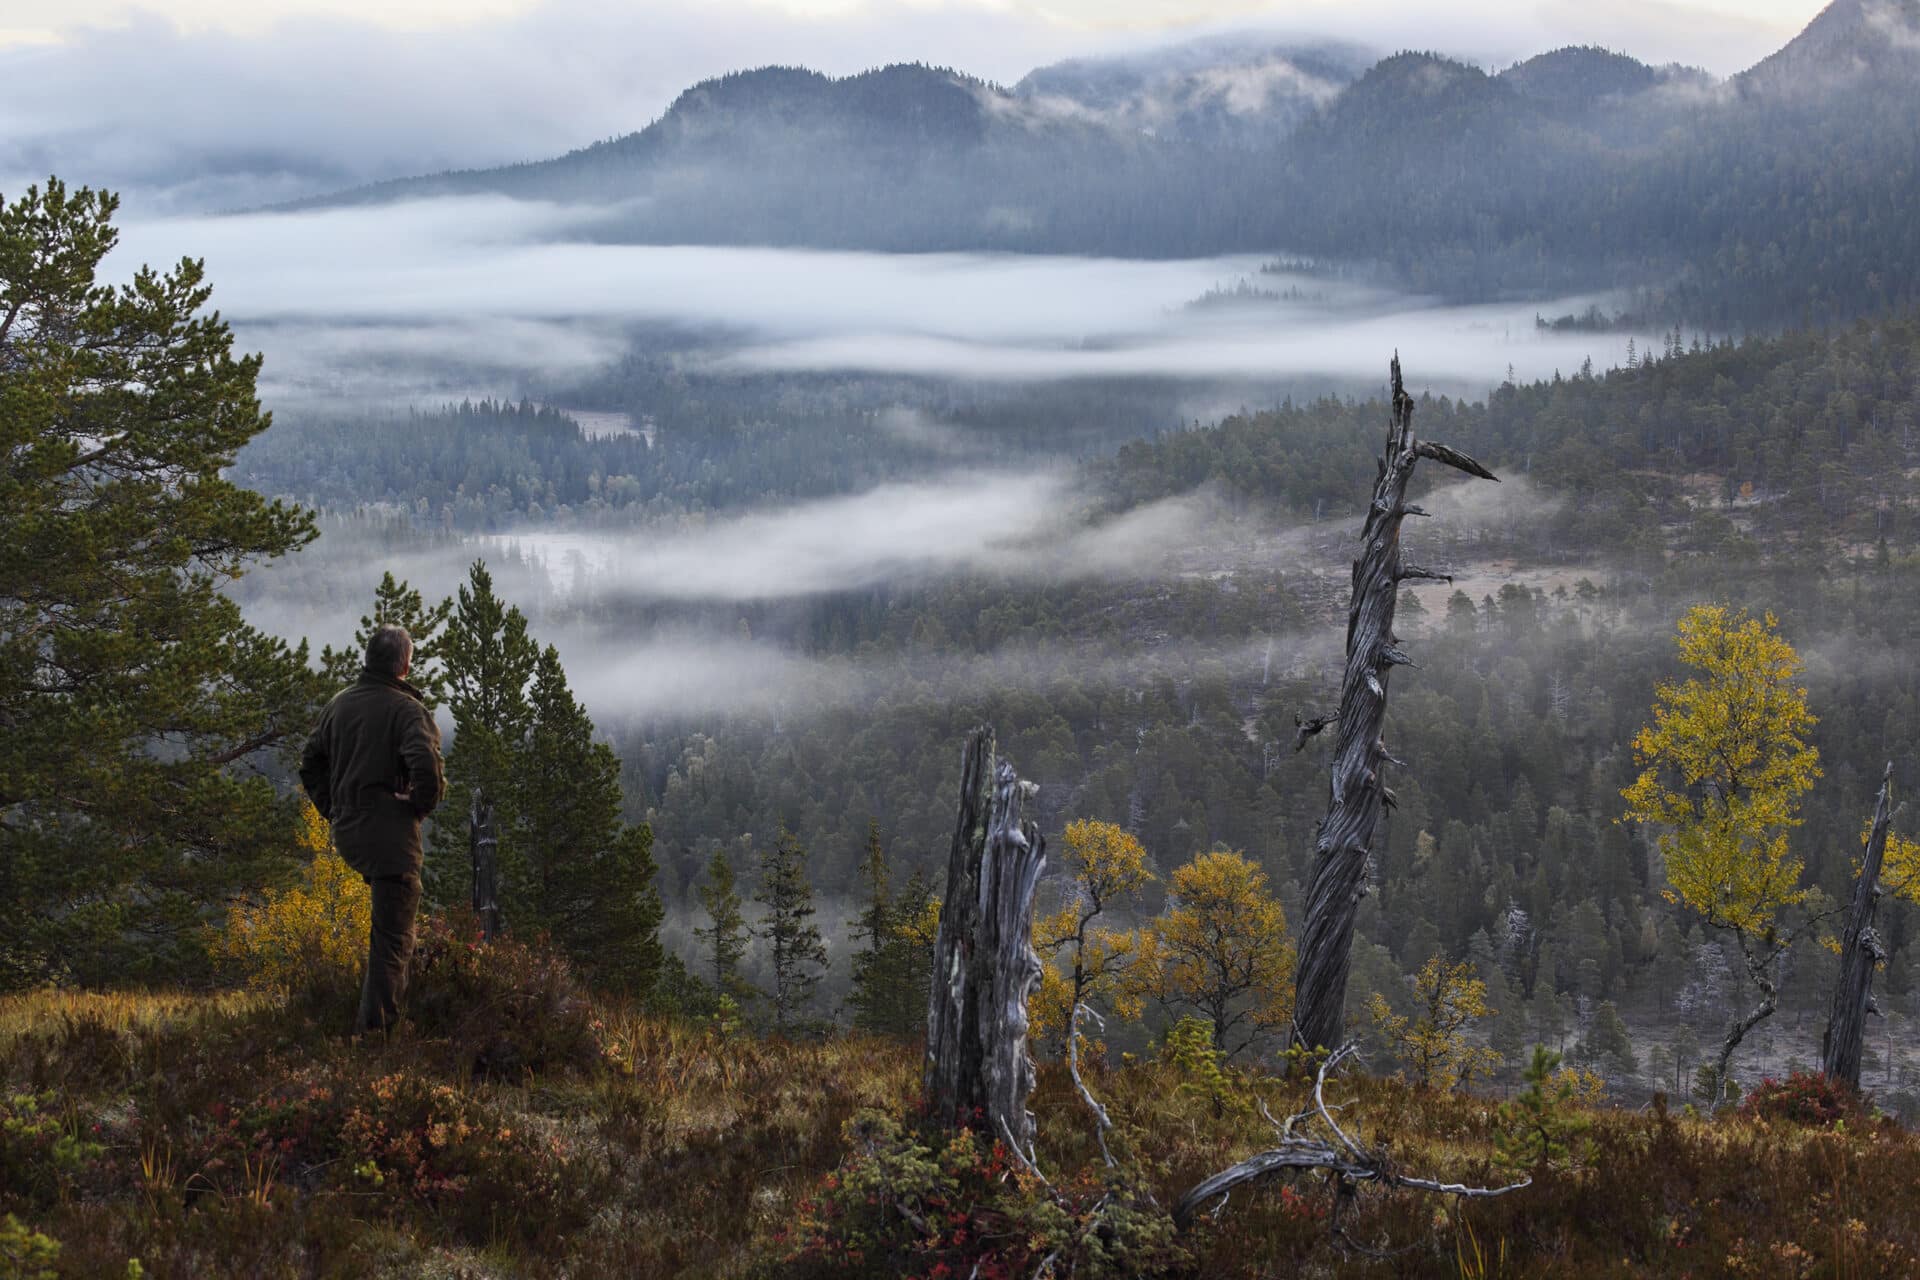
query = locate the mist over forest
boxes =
[11,1,1920,1273]
[106,0,1920,1084]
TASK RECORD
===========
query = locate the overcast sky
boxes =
[0,0,1827,214]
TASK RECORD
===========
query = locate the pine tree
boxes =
[513,644,663,996]
[695,849,750,1005]
[1,180,320,987]
[754,830,828,1032]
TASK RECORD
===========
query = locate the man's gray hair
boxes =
[365,624,413,677]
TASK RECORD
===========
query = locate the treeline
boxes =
[232,373,1227,528]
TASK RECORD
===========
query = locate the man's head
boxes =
[365,624,414,679]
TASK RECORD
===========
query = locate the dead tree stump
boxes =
[924,727,1048,1166]
[1822,763,1894,1088]
[470,788,501,942]
[1291,355,1497,1054]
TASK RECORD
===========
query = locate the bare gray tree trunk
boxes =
[1822,763,1895,1088]
[924,727,1048,1166]
[469,788,500,942]
[1291,356,1497,1054]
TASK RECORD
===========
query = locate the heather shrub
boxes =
[405,916,605,1079]
[338,1070,595,1245]
[190,1066,349,1194]
[774,1110,1185,1280]
[1740,1070,1867,1128]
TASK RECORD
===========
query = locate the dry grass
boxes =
[0,988,268,1042]
[4,985,1919,1278]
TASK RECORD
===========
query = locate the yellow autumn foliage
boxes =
[1620,605,1821,937]
[1873,820,1920,904]
[1367,956,1501,1092]
[1031,820,1154,1055]
[209,801,369,994]
[1141,848,1293,1061]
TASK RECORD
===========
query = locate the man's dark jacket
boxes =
[299,670,445,877]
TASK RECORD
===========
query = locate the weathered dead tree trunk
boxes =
[470,788,500,942]
[925,727,1048,1166]
[1822,763,1895,1088]
[1291,356,1497,1054]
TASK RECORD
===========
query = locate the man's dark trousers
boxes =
[358,870,423,1034]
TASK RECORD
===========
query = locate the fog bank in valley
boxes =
[109,198,1653,409]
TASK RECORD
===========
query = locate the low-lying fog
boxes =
[114,196,1650,407]
[236,473,1570,723]
[147,194,1621,726]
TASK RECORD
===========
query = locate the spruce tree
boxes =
[695,849,750,1004]
[430,561,536,907]
[514,644,663,996]
[889,869,940,1037]
[321,572,453,706]
[1,180,319,986]
[845,819,895,1032]
[754,830,828,1032]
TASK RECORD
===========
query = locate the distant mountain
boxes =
[291,10,1920,329]
[1013,35,1372,148]
[1741,0,1920,94]
[291,62,1189,251]
[304,64,1016,208]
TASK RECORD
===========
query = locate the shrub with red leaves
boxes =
[1739,1071,1867,1128]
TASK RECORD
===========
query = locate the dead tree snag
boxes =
[924,727,1049,1167]
[470,788,500,942]
[1291,356,1497,1054]
[1822,763,1895,1088]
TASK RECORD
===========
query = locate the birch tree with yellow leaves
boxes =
[1142,848,1294,1062]
[1368,956,1501,1092]
[1621,605,1824,1103]
[1031,819,1153,1057]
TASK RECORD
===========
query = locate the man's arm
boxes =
[400,705,445,818]
[298,717,333,820]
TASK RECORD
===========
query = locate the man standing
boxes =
[299,625,445,1034]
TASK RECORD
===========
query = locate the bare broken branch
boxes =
[1293,712,1339,752]
[1414,439,1500,481]
[1396,564,1453,584]
[1069,1003,1116,1169]
[1173,1043,1529,1232]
